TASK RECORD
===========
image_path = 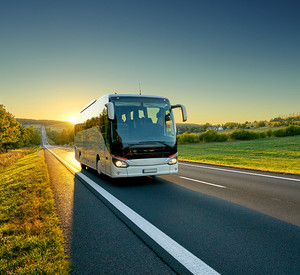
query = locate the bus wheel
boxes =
[97,159,102,175]
[80,155,86,170]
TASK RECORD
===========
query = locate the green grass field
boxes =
[178,135,300,175]
[0,149,70,274]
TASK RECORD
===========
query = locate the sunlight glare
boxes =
[68,116,77,124]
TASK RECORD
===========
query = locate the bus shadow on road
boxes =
[79,166,167,188]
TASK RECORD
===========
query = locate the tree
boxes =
[256,121,266,128]
[0,105,41,152]
[224,122,238,129]
[26,126,41,145]
[0,105,22,152]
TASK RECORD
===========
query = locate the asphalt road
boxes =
[162,162,300,227]
[42,128,300,274]
[44,149,175,274]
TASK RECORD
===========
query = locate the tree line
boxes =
[177,114,300,134]
[17,118,73,128]
[177,125,300,144]
[45,128,74,145]
[0,105,41,153]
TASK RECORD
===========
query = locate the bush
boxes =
[272,128,287,137]
[216,133,229,142]
[177,125,300,144]
[256,121,266,127]
[285,125,300,136]
[199,129,228,142]
[229,129,260,140]
[266,129,273,137]
[177,132,199,144]
[177,130,228,144]
[259,131,267,138]
[273,125,300,137]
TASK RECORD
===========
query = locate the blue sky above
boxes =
[0,0,299,124]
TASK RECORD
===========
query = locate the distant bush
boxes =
[272,128,287,137]
[256,121,266,127]
[229,129,260,140]
[177,130,228,144]
[177,125,300,144]
[259,131,267,138]
[270,115,300,127]
[199,129,228,142]
[285,125,300,136]
[273,125,300,137]
[266,129,273,137]
[177,132,199,144]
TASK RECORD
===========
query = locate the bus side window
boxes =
[104,114,111,150]
[99,109,106,134]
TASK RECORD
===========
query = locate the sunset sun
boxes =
[68,116,77,124]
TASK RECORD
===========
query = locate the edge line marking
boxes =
[179,162,300,182]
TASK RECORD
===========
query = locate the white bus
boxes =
[74,94,187,178]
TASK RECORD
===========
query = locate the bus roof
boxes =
[80,94,170,113]
[106,94,169,100]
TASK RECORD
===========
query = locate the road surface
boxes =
[41,127,300,274]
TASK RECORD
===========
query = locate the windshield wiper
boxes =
[126,141,170,148]
[142,141,170,146]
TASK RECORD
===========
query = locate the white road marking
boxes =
[46,147,219,275]
[179,162,300,182]
[179,176,226,189]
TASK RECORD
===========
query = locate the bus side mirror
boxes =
[172,104,187,122]
[105,102,115,120]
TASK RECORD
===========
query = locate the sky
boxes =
[0,0,299,124]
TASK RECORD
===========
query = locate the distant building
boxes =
[209,126,224,131]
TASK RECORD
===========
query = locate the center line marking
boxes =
[180,176,227,189]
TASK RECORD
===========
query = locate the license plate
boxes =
[143,168,157,174]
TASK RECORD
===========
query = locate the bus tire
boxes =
[80,155,86,170]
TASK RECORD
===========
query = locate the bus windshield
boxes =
[110,96,176,148]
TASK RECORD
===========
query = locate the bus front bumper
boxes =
[110,162,178,178]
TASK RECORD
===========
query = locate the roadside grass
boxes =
[178,135,300,175]
[0,150,70,273]
[0,148,34,171]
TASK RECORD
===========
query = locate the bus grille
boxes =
[125,147,172,159]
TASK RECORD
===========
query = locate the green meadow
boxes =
[178,135,300,175]
[0,149,70,274]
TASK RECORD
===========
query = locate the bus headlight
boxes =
[169,158,177,165]
[112,157,128,168]
[168,153,178,165]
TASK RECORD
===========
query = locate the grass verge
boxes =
[178,135,300,175]
[0,148,34,171]
[0,149,71,274]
